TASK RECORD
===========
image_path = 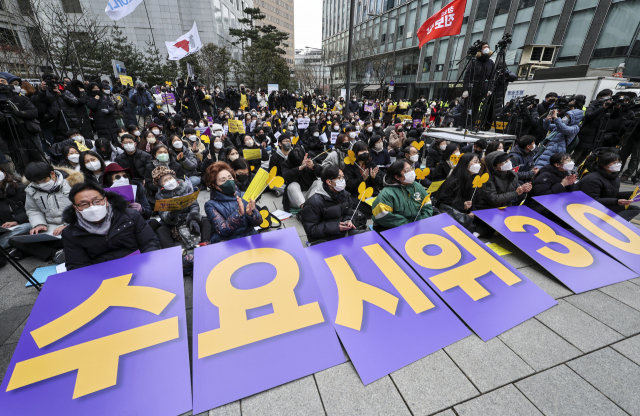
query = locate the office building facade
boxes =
[295,47,331,93]
[256,0,295,67]
[322,0,640,100]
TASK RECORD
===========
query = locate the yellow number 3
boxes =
[504,216,593,267]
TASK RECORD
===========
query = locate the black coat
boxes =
[65,80,94,141]
[475,151,520,210]
[578,167,632,213]
[426,146,443,169]
[115,149,152,180]
[436,175,474,213]
[0,182,28,224]
[61,193,161,271]
[431,160,452,182]
[463,55,495,98]
[87,90,119,142]
[344,159,383,197]
[300,185,354,241]
[33,89,80,141]
[576,100,622,151]
[527,164,574,214]
[282,157,323,192]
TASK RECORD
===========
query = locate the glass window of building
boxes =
[556,8,595,65]
[406,6,417,40]
[223,5,229,28]
[475,0,491,20]
[590,0,640,68]
[494,0,510,15]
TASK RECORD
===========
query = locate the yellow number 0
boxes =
[504,216,593,267]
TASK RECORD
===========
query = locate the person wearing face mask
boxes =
[59,146,82,171]
[13,162,84,263]
[213,85,227,112]
[527,152,577,220]
[344,142,383,215]
[388,123,405,153]
[572,89,621,166]
[301,126,326,160]
[508,136,539,182]
[128,81,155,128]
[368,135,390,168]
[348,96,360,117]
[412,95,428,124]
[163,116,183,139]
[268,134,292,196]
[86,82,119,143]
[578,152,640,221]
[240,134,269,172]
[431,143,460,182]
[229,158,255,193]
[152,166,211,248]
[204,161,262,243]
[59,182,160,271]
[116,134,152,180]
[426,138,447,170]
[167,134,201,187]
[435,153,483,231]
[101,164,152,220]
[32,73,81,144]
[202,135,229,174]
[182,127,205,161]
[144,144,185,204]
[372,159,432,230]
[475,152,532,215]
[358,120,374,142]
[301,165,368,243]
[281,147,324,210]
[92,137,122,164]
[79,151,107,186]
[0,167,32,259]
[461,42,495,130]
[460,138,487,159]
[534,108,584,169]
[64,79,95,141]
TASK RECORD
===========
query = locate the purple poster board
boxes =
[305,232,471,385]
[161,93,176,105]
[192,228,345,413]
[382,215,557,341]
[364,105,373,112]
[413,119,423,128]
[0,247,192,416]
[104,185,135,203]
[474,206,637,293]
[534,191,640,274]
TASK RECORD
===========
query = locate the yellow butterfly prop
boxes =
[344,150,357,165]
[267,166,284,189]
[292,136,299,145]
[421,194,431,208]
[450,153,462,165]
[472,173,489,188]
[411,141,424,150]
[415,168,430,180]
[200,135,210,144]
[259,209,270,228]
[357,182,374,201]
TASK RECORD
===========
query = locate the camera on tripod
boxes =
[496,33,512,50]
[0,84,13,105]
[514,95,538,111]
[42,73,60,91]
[467,40,483,56]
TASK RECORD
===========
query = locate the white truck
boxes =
[504,77,640,104]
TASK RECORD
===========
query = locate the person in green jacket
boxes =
[372,159,433,229]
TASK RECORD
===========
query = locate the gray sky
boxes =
[294,0,322,50]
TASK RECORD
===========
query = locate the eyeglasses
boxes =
[112,173,129,180]
[75,197,105,210]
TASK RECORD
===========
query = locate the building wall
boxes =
[255,0,295,68]
[322,0,640,99]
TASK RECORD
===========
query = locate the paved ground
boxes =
[1,185,640,416]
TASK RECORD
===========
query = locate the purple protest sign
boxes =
[0,247,191,416]
[413,119,423,128]
[534,191,640,274]
[474,206,637,293]
[364,104,373,112]
[382,215,557,341]
[192,228,345,413]
[161,93,176,105]
[305,232,470,385]
[207,116,213,125]
[104,185,135,203]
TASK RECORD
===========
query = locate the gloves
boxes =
[462,91,469,98]
[189,220,200,235]
[187,212,201,223]
[129,202,142,212]
[101,108,109,114]
[169,210,180,221]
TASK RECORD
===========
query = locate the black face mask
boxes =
[342,142,351,150]
[357,152,369,162]
[236,174,249,183]
[257,134,266,140]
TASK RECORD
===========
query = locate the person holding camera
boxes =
[33,73,80,145]
[128,80,155,128]
[535,108,583,169]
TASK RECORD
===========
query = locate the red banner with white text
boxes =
[416,0,467,49]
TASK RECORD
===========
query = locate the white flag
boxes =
[105,0,144,21]
[165,22,203,61]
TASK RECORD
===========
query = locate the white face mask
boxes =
[374,143,383,152]
[367,126,373,132]
[214,141,223,149]
[500,160,513,171]
[409,154,419,162]
[530,143,536,151]
[86,160,101,172]
[80,204,108,222]
[334,126,340,131]
[229,154,239,161]
[375,123,381,128]
[403,170,416,184]
[72,136,84,143]
[332,178,346,192]
[440,144,447,150]
[189,135,198,142]
[163,178,178,190]
[245,140,254,147]
[349,132,357,139]
[152,129,160,135]
[469,163,481,174]
[609,162,622,172]
[123,143,136,153]
[562,117,570,124]
[68,153,80,163]
[563,162,575,171]
[38,178,55,192]
[313,132,319,137]
[203,112,207,116]
[215,89,220,93]
[214,131,223,137]
[134,131,141,136]
[148,137,156,144]
[198,123,205,128]
[112,177,130,187]
[453,151,460,156]
[172,141,182,149]
[483,48,490,55]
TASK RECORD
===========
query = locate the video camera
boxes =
[467,40,483,56]
[0,84,13,104]
[42,73,60,91]
[496,33,512,50]
[514,95,538,110]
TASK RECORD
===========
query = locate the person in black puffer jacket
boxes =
[300,165,368,243]
[32,74,80,143]
[86,83,119,143]
[578,152,640,222]
[426,138,446,169]
[431,143,460,182]
[61,183,161,271]
[282,146,324,210]
[573,90,621,165]
[475,151,532,211]
[64,80,94,141]
[527,152,577,219]
[509,135,538,182]
[0,168,31,250]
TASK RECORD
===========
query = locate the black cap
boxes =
[493,152,512,165]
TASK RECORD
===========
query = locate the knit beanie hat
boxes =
[152,166,175,185]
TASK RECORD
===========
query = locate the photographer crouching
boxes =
[0,73,47,174]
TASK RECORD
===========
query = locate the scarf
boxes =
[76,203,113,235]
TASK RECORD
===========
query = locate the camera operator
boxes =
[572,89,622,166]
[618,98,640,181]
[226,86,240,111]
[506,99,540,139]
[33,73,80,144]
[128,80,155,129]
[213,85,227,113]
[461,41,495,130]
[0,74,46,174]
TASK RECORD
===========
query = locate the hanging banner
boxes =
[105,0,143,21]
[474,206,637,293]
[305,232,471,385]
[416,0,467,48]
[0,247,192,416]
[534,191,640,274]
[192,228,345,413]
[165,21,203,61]
[381,215,557,341]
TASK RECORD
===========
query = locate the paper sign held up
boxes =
[154,190,200,212]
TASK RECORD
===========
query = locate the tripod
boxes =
[471,41,510,134]
[618,115,640,182]
[3,110,48,174]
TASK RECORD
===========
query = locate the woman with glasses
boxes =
[372,159,432,230]
[101,163,152,220]
[61,182,161,271]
